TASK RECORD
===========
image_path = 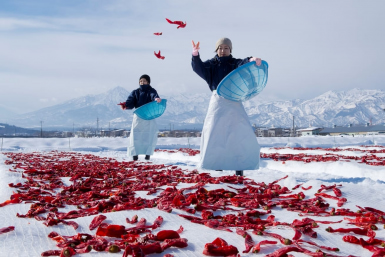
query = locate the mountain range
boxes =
[2,87,385,130]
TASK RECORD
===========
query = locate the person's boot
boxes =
[145,155,150,160]
[235,170,243,176]
[133,155,138,161]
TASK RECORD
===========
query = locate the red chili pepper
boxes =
[345,215,378,224]
[89,214,106,230]
[139,242,163,254]
[75,245,92,254]
[332,187,342,197]
[292,229,302,241]
[264,246,302,257]
[203,237,239,256]
[41,250,61,256]
[251,240,277,253]
[96,224,126,238]
[160,238,188,250]
[155,230,180,241]
[326,226,375,237]
[0,226,15,235]
[297,239,339,252]
[126,214,138,224]
[301,186,312,190]
[257,231,292,245]
[235,228,254,253]
[359,238,383,252]
[292,183,303,190]
[342,235,360,244]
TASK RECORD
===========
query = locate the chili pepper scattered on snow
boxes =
[202,237,239,256]
[0,226,15,235]
[2,150,385,256]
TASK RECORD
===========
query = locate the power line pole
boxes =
[96,117,99,136]
[40,121,43,138]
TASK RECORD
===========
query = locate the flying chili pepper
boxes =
[165,18,186,28]
[154,50,165,60]
[117,102,126,110]
[154,32,162,35]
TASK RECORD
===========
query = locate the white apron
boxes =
[200,91,260,170]
[128,114,158,156]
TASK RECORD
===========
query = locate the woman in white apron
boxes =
[191,38,262,176]
[120,74,161,161]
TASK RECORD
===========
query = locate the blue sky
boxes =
[1,0,385,114]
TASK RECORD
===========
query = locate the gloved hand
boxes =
[192,40,200,56]
[155,98,162,103]
[249,57,262,66]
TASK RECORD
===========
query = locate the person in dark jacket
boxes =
[191,38,262,176]
[121,74,161,161]
[192,37,262,91]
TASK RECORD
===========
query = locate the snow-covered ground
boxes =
[1,135,385,257]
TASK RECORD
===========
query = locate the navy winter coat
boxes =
[192,54,250,91]
[125,84,160,109]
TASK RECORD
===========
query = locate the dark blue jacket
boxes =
[125,84,159,109]
[192,54,250,91]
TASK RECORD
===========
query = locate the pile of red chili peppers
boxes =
[261,146,385,166]
[156,146,385,166]
[1,150,385,256]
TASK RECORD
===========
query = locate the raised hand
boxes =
[192,40,200,56]
[155,98,162,103]
[249,57,262,66]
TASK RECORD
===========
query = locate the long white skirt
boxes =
[127,114,158,156]
[200,91,260,170]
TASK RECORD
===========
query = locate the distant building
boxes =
[255,127,292,137]
[158,130,201,137]
[297,127,323,136]
[255,127,268,137]
[319,124,385,136]
[268,127,284,137]
[100,129,129,137]
[62,131,74,137]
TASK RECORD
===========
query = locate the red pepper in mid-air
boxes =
[154,50,165,60]
[165,18,187,29]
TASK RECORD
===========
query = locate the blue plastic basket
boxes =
[217,60,269,102]
[133,99,167,120]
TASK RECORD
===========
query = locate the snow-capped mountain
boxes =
[4,87,385,129]
[245,88,385,127]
